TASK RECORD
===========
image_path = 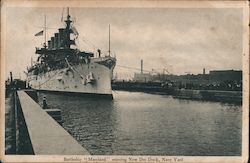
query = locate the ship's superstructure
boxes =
[27,9,116,97]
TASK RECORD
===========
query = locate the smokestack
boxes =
[203,68,205,75]
[10,72,13,82]
[54,33,59,49]
[51,37,55,49]
[58,28,64,48]
[48,41,51,49]
[141,59,143,74]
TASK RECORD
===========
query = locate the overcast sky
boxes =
[4,7,243,80]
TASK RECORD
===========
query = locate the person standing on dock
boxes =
[42,96,48,109]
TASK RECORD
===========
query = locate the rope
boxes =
[116,65,171,75]
[81,37,98,51]
[65,58,84,79]
[116,65,152,73]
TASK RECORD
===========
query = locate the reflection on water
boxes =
[38,91,241,156]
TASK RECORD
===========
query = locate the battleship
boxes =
[26,8,116,98]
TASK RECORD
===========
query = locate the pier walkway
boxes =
[17,90,89,155]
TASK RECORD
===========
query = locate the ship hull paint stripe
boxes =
[35,89,113,99]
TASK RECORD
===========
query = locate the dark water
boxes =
[38,91,242,156]
[5,92,16,154]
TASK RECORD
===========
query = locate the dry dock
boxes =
[112,81,242,103]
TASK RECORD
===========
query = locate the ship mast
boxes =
[108,24,111,56]
[64,7,72,49]
[44,15,47,48]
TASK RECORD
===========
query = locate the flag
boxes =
[35,30,43,36]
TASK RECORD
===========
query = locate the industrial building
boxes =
[132,60,242,91]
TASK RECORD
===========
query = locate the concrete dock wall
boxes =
[173,89,242,103]
[5,91,16,154]
[112,82,242,103]
[17,91,89,155]
[14,91,34,154]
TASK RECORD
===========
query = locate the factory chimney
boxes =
[203,68,206,75]
[10,71,13,82]
[141,59,143,74]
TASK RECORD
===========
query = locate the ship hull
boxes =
[27,57,115,98]
[35,89,113,99]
